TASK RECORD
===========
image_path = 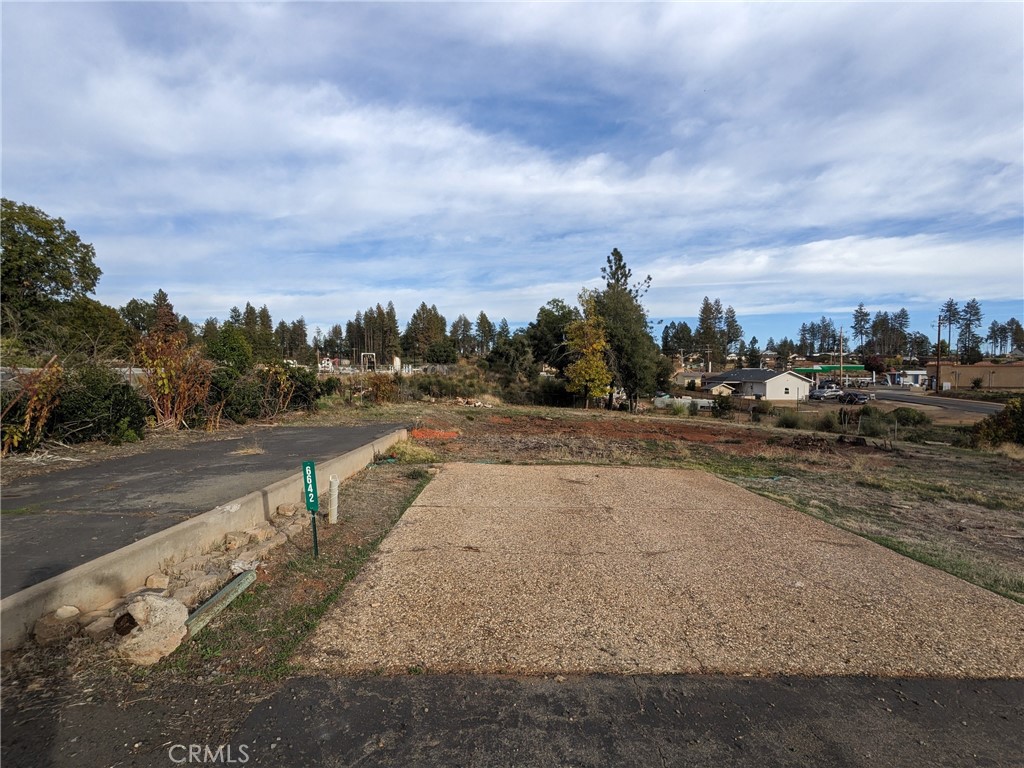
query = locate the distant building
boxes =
[926,361,1024,391]
[702,369,814,401]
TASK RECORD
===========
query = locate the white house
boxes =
[703,369,814,401]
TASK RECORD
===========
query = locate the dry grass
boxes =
[228,437,265,456]
[381,439,440,464]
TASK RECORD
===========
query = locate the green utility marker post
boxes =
[302,461,320,559]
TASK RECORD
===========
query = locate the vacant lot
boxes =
[2,400,1021,766]
[304,463,1023,678]
[392,402,1023,603]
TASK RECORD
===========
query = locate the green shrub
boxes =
[320,377,342,397]
[858,415,890,438]
[364,372,402,403]
[815,411,839,432]
[52,363,148,445]
[972,398,1024,446]
[671,403,687,417]
[890,406,930,427]
[425,339,458,364]
[711,395,734,419]
[531,376,573,407]
[688,400,700,417]
[287,366,321,411]
[775,410,802,429]
[858,404,885,420]
[210,368,262,424]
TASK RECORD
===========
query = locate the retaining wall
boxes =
[0,429,406,650]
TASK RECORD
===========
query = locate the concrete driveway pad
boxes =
[304,463,1024,678]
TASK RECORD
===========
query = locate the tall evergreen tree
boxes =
[852,303,871,352]
[475,311,495,356]
[601,247,651,299]
[594,250,663,409]
[254,305,276,361]
[940,298,960,356]
[957,298,983,361]
[151,289,179,336]
[383,302,401,360]
[449,314,475,358]
[402,303,447,361]
[723,306,743,354]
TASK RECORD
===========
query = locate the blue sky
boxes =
[3,2,1022,346]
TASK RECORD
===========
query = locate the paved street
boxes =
[872,388,1004,415]
[232,674,1023,768]
[0,423,405,597]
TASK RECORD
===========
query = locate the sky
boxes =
[3,2,1023,348]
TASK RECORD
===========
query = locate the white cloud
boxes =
[2,3,1020,341]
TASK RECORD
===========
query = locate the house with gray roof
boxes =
[702,369,814,401]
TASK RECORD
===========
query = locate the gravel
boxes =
[301,463,1024,678]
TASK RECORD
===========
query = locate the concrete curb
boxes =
[0,428,406,650]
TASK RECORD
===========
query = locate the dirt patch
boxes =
[410,428,461,440]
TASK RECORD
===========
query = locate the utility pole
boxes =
[935,316,942,392]
[839,326,844,386]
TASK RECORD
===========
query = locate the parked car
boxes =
[809,388,843,400]
[839,391,870,405]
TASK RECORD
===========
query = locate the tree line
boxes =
[4,198,1023,451]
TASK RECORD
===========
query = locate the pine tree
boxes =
[475,311,495,355]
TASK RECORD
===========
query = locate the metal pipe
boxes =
[185,570,257,639]
[328,474,339,524]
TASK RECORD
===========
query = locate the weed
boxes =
[382,440,439,464]
[864,535,1023,604]
[229,437,265,456]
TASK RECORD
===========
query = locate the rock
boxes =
[229,558,262,575]
[54,605,80,620]
[247,526,276,543]
[277,503,298,517]
[34,610,81,647]
[123,586,169,601]
[173,572,224,609]
[146,573,171,590]
[168,554,211,576]
[224,531,251,551]
[84,616,116,643]
[116,595,188,666]
[98,597,126,613]
[283,522,305,541]
[78,610,109,627]
[250,531,289,554]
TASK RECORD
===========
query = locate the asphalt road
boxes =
[212,675,1024,767]
[0,423,405,597]
[872,388,1004,415]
